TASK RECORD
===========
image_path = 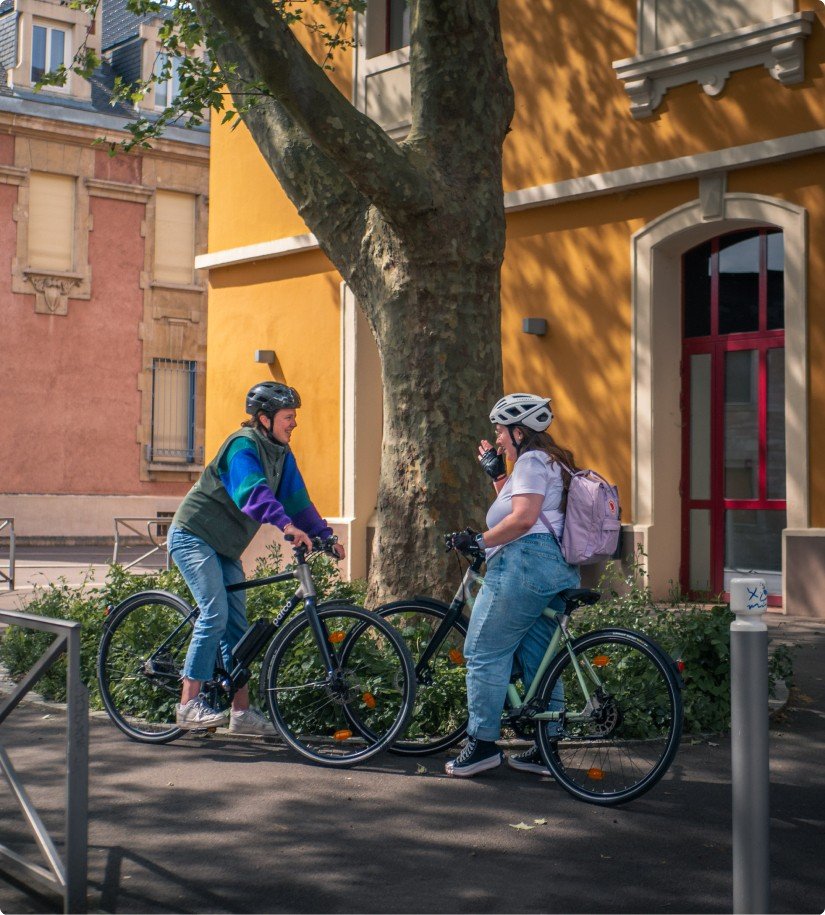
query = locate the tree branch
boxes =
[195,0,433,220]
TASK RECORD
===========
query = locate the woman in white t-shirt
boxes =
[445,393,580,779]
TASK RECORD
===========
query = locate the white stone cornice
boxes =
[613,12,815,118]
[0,163,26,185]
[504,129,825,213]
[196,129,825,270]
[85,177,153,203]
[195,232,320,270]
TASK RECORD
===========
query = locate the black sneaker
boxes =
[445,737,503,778]
[508,745,552,776]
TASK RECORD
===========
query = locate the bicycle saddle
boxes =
[558,588,601,611]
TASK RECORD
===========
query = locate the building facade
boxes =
[197,0,824,616]
[0,0,209,542]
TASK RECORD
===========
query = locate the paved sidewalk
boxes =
[0,614,823,913]
[0,545,167,613]
[0,549,823,912]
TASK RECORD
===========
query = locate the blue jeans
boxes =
[167,526,248,682]
[464,533,580,741]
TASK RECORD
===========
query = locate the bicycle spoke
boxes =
[537,631,682,805]
[265,605,414,766]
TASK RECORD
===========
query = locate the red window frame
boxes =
[680,229,785,605]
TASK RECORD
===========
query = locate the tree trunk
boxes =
[347,205,507,604]
[192,0,514,603]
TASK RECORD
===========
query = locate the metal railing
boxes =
[0,518,15,590]
[0,611,88,913]
[112,517,171,571]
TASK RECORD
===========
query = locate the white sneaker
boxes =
[229,707,276,736]
[176,697,229,730]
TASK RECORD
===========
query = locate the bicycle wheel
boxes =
[97,591,198,744]
[376,600,468,756]
[535,628,683,806]
[262,604,415,767]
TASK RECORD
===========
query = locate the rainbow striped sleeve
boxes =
[218,439,332,538]
[218,438,291,529]
[275,452,332,539]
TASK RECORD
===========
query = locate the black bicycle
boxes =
[97,536,416,768]
[375,535,684,805]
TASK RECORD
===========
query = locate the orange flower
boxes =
[333,729,353,741]
[362,692,376,708]
[328,630,345,644]
[448,649,465,665]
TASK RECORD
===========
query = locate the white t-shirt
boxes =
[485,451,565,550]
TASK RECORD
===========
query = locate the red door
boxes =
[681,229,786,604]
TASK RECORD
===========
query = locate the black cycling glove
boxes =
[479,447,506,481]
[450,529,480,552]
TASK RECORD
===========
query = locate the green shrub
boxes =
[577,549,794,734]
[0,542,365,711]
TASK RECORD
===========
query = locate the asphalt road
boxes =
[0,618,823,915]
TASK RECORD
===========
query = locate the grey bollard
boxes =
[730,577,770,915]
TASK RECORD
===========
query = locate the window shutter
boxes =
[29,173,75,272]
[154,190,195,285]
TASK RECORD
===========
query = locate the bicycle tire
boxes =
[535,628,683,806]
[375,600,469,756]
[261,604,416,767]
[97,591,198,744]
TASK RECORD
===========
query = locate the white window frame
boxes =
[30,20,70,92]
[154,52,182,109]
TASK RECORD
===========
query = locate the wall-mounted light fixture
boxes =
[522,318,547,336]
[255,349,276,364]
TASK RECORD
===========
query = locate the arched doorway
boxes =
[630,193,807,607]
[680,229,786,602]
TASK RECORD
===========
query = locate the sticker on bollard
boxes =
[730,577,770,915]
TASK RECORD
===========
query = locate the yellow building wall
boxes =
[205,252,342,517]
[203,1,825,530]
[500,0,825,193]
[500,150,825,527]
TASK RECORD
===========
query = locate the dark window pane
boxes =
[724,349,758,499]
[767,231,784,330]
[387,0,410,51]
[683,241,712,337]
[718,231,759,334]
[766,347,786,499]
[31,25,46,82]
[724,509,786,594]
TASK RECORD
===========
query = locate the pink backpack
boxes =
[542,462,621,566]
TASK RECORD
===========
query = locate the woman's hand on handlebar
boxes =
[283,523,313,552]
[445,528,484,556]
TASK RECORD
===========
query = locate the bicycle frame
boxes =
[439,554,604,729]
[138,553,339,700]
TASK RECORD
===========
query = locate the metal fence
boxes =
[0,518,14,590]
[0,610,88,913]
[112,517,171,571]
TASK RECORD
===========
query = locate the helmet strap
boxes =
[509,426,526,456]
[259,412,280,445]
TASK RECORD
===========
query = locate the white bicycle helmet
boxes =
[489,393,554,431]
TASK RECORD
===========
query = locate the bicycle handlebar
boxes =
[284,532,340,559]
[444,528,484,559]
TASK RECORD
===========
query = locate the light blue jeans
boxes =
[167,526,248,682]
[464,533,580,741]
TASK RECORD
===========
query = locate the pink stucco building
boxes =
[0,0,209,543]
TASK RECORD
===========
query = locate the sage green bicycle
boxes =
[374,533,684,806]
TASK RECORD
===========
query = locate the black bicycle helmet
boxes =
[245,381,301,416]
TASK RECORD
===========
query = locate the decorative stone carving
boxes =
[613,12,815,119]
[25,271,83,316]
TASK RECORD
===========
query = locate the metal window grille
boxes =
[148,358,201,464]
